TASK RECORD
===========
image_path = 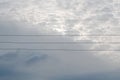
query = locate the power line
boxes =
[0,48,119,51]
[0,42,120,44]
[0,35,120,36]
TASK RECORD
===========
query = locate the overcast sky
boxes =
[0,0,120,80]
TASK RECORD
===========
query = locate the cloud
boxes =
[0,51,118,80]
[0,51,50,80]
[25,54,48,65]
[52,70,120,80]
[0,0,120,80]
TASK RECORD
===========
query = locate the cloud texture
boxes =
[0,0,120,80]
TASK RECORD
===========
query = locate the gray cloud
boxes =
[0,0,120,80]
[53,70,120,80]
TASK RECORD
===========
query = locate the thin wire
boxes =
[0,35,120,51]
[0,48,119,51]
[0,35,120,36]
[0,42,120,44]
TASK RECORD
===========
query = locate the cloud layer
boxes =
[0,0,120,80]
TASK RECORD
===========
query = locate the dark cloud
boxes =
[0,61,28,80]
[0,52,18,61]
[0,51,49,80]
[25,54,48,65]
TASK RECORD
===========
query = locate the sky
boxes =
[0,0,120,80]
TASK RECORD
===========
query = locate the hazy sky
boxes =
[0,0,120,80]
